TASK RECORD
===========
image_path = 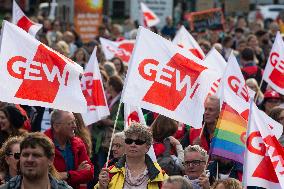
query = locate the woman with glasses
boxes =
[0,136,23,184]
[96,122,168,189]
[183,145,210,189]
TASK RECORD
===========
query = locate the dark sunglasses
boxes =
[125,138,146,145]
[7,152,20,160]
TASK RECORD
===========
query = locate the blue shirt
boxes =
[55,140,75,171]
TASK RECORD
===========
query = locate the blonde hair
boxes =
[211,178,243,189]
[246,78,264,100]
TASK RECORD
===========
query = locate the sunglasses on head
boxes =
[7,152,20,160]
[125,138,146,145]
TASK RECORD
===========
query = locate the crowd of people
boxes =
[0,6,284,189]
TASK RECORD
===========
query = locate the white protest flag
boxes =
[124,104,157,162]
[0,21,86,113]
[124,104,146,128]
[140,2,160,27]
[172,25,205,59]
[217,53,255,120]
[81,47,110,125]
[244,102,284,189]
[121,26,217,128]
[263,31,284,94]
[203,48,227,96]
[12,0,42,36]
[99,38,135,64]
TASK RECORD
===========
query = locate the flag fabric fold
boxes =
[217,53,255,120]
[13,0,42,36]
[263,31,284,94]
[0,21,86,113]
[211,102,247,163]
[99,37,135,64]
[81,47,110,125]
[243,101,284,188]
[121,26,217,128]
[203,48,227,96]
[140,2,160,27]
[172,25,205,59]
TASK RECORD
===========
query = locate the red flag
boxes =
[0,21,86,113]
[140,2,160,27]
[81,47,110,125]
[12,0,42,36]
[244,102,284,188]
[263,32,284,94]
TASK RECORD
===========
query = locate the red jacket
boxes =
[189,128,210,152]
[44,129,94,189]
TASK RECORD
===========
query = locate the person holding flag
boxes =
[183,145,210,189]
[90,75,124,170]
[189,96,220,152]
[96,122,168,189]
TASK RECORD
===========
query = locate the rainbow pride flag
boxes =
[210,102,247,163]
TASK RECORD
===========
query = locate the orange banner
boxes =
[74,0,103,43]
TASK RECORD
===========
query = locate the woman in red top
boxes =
[151,115,184,175]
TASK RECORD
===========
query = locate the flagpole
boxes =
[199,122,206,139]
[254,78,264,103]
[242,97,254,187]
[216,161,219,181]
[105,101,123,168]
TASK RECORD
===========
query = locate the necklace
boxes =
[125,169,148,186]
[125,164,148,187]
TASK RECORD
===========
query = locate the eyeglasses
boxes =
[112,143,123,148]
[7,152,20,160]
[184,160,206,167]
[56,119,77,127]
[125,138,146,145]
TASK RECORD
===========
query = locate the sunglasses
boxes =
[125,138,146,145]
[7,152,20,160]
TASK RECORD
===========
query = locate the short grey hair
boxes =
[206,95,220,109]
[50,109,64,127]
[114,132,125,140]
[184,145,209,162]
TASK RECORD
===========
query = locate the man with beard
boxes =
[188,96,220,152]
[0,132,72,189]
[44,110,94,189]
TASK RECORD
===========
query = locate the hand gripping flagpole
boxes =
[105,101,123,168]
